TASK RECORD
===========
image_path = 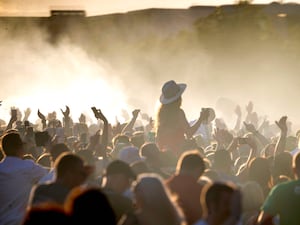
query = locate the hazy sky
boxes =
[1,0,300,133]
[0,0,290,16]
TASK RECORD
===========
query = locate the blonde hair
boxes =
[133,173,186,225]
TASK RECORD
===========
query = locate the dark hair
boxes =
[203,182,235,213]
[140,142,160,160]
[1,132,23,156]
[55,153,84,178]
[23,203,71,225]
[66,188,116,225]
[50,143,71,162]
[112,134,130,146]
[213,149,232,169]
[35,131,51,147]
[105,159,136,179]
[177,150,205,174]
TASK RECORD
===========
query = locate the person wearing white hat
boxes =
[154,80,210,157]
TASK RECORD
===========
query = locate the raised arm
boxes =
[91,107,109,159]
[243,121,269,149]
[185,108,210,139]
[61,105,72,136]
[274,116,288,155]
[23,108,31,122]
[5,108,18,131]
[37,109,47,130]
[121,109,140,134]
[233,105,242,132]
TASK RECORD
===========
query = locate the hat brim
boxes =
[159,83,186,105]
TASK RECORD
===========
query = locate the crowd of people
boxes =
[0,79,300,225]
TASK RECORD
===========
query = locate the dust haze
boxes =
[0,8,299,134]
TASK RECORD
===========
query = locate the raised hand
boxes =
[132,109,140,118]
[199,108,210,123]
[243,136,257,150]
[275,116,288,134]
[79,113,86,123]
[234,105,242,118]
[246,101,253,114]
[213,128,233,146]
[23,108,31,121]
[61,105,70,118]
[91,107,108,123]
[141,112,150,121]
[10,108,18,122]
[37,109,46,121]
[243,121,257,133]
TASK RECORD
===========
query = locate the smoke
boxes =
[0,10,300,135]
[0,22,131,125]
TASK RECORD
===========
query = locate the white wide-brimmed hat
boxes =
[159,80,186,104]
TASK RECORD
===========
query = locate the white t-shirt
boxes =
[0,156,48,225]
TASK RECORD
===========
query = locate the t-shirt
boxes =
[29,182,71,206]
[261,179,300,225]
[0,156,48,225]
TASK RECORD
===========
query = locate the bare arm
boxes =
[233,105,242,132]
[244,122,269,148]
[274,116,288,156]
[38,109,47,130]
[5,108,17,131]
[121,109,140,134]
[91,107,109,159]
[185,108,209,139]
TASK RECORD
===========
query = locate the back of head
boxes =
[35,131,51,147]
[133,173,183,222]
[273,151,293,178]
[130,131,145,149]
[105,159,136,180]
[130,160,150,175]
[112,134,130,147]
[202,182,235,215]
[213,149,232,171]
[139,142,160,160]
[55,153,84,179]
[118,146,142,165]
[1,131,23,156]
[248,157,271,186]
[134,174,167,204]
[50,143,71,162]
[65,187,116,225]
[23,203,71,225]
[37,153,52,167]
[177,150,205,175]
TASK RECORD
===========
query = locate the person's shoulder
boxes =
[178,108,186,115]
[194,219,209,225]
